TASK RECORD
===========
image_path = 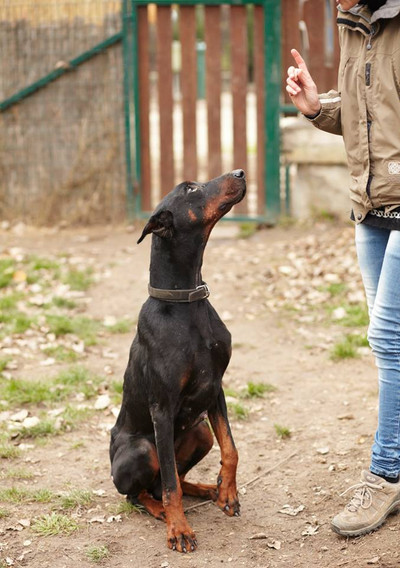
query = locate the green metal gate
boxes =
[122,0,282,223]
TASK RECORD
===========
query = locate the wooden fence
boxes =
[132,2,268,218]
[130,0,341,220]
[282,0,340,103]
[0,0,341,225]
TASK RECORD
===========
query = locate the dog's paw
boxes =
[217,495,240,517]
[216,476,240,517]
[167,525,197,553]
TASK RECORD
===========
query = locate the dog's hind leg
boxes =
[129,490,166,521]
[111,436,165,519]
[175,420,218,501]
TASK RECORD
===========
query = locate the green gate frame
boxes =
[122,0,283,223]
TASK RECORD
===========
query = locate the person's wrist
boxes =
[304,103,321,119]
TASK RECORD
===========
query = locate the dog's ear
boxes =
[137,210,174,244]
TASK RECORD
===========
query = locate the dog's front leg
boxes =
[208,389,240,517]
[150,405,197,553]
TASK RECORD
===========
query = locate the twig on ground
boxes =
[184,451,297,513]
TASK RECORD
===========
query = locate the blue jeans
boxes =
[355,223,400,478]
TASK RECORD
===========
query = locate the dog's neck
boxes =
[148,235,205,290]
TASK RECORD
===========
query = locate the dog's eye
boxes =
[186,185,199,194]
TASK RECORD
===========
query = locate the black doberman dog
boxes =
[109,169,246,553]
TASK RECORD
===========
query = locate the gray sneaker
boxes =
[331,470,400,537]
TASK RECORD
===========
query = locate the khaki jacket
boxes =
[309,1,400,222]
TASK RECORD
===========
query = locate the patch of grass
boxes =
[238,222,258,239]
[52,296,78,310]
[224,387,240,398]
[1,467,34,480]
[327,302,369,327]
[331,333,368,360]
[43,345,80,362]
[274,424,291,439]
[62,405,94,428]
[0,444,21,459]
[86,545,110,563]
[0,292,23,310]
[29,256,60,273]
[0,377,62,406]
[18,419,58,439]
[0,356,11,374]
[325,282,348,297]
[64,268,93,291]
[0,487,30,503]
[57,366,102,399]
[59,489,93,510]
[46,314,101,345]
[31,488,54,503]
[70,441,85,450]
[31,512,79,536]
[106,319,134,334]
[0,258,15,288]
[340,303,369,327]
[0,507,10,518]
[110,500,143,515]
[0,311,37,335]
[109,381,123,404]
[228,402,249,420]
[1,366,103,409]
[244,381,277,398]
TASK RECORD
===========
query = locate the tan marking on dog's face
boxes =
[203,195,225,224]
[188,209,197,222]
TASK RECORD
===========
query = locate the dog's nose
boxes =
[232,169,245,179]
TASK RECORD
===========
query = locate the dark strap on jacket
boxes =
[148,283,210,303]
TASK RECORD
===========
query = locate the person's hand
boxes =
[286,49,321,116]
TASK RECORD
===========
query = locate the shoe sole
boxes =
[331,500,400,537]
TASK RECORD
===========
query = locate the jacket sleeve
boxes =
[306,89,342,136]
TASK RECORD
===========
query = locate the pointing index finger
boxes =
[291,48,308,71]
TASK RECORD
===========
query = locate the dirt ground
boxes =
[0,220,399,568]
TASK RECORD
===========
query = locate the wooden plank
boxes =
[138,6,151,211]
[179,6,197,181]
[303,0,325,91]
[230,5,247,213]
[205,5,222,180]
[281,0,301,105]
[156,5,174,197]
[254,5,265,214]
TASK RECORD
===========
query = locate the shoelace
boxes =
[340,481,384,512]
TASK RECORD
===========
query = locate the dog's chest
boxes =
[175,340,229,430]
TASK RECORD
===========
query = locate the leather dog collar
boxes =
[148,283,210,303]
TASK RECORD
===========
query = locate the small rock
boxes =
[332,307,347,320]
[40,358,56,367]
[267,539,281,550]
[10,409,29,422]
[94,394,111,410]
[22,416,40,428]
[316,447,330,455]
[103,316,117,327]
[278,504,305,516]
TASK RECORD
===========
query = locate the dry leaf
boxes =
[278,504,305,516]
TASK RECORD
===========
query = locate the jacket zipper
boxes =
[367,24,376,49]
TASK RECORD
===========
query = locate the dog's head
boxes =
[137,170,246,245]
